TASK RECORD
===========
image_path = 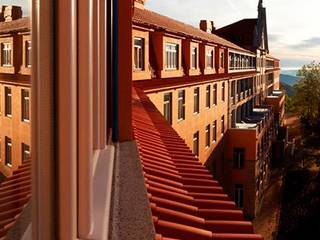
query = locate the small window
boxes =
[205,124,210,148]
[206,85,211,108]
[5,137,12,167]
[234,148,245,169]
[222,82,225,101]
[134,37,144,70]
[5,87,12,117]
[212,120,217,142]
[220,51,224,68]
[22,143,31,162]
[193,87,200,114]
[235,184,244,208]
[22,89,30,122]
[26,40,32,67]
[191,47,197,69]
[212,84,217,105]
[221,115,225,135]
[163,93,172,124]
[193,131,199,156]
[177,90,185,121]
[206,49,214,69]
[165,43,179,70]
[1,42,12,67]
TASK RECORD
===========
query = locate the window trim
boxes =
[205,124,210,149]
[193,87,200,114]
[133,37,145,71]
[22,89,30,122]
[4,86,12,118]
[5,136,12,167]
[165,42,179,70]
[206,49,214,69]
[177,90,185,121]
[191,46,198,69]
[26,40,32,68]
[1,42,13,67]
[212,120,217,143]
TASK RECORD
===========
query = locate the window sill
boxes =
[5,114,12,118]
[6,163,12,168]
[193,112,199,116]
[22,119,30,123]
[177,118,185,123]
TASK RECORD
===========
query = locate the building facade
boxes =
[0,6,31,177]
[132,0,284,218]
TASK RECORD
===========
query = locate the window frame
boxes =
[22,143,31,162]
[193,131,199,156]
[233,148,245,169]
[26,40,32,68]
[191,46,198,69]
[193,87,200,114]
[206,85,211,108]
[133,37,145,71]
[235,184,244,208]
[212,120,217,143]
[5,86,12,117]
[219,51,224,69]
[22,89,30,122]
[212,84,217,106]
[1,42,13,67]
[205,124,210,149]
[206,49,214,69]
[164,92,172,124]
[221,115,225,135]
[165,43,179,70]
[5,136,12,167]
[177,90,185,121]
[222,82,225,102]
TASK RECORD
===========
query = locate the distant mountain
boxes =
[280,74,301,86]
[281,82,295,97]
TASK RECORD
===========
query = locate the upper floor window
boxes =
[134,38,144,70]
[193,131,199,157]
[220,51,224,68]
[205,124,210,148]
[235,184,244,208]
[221,115,225,134]
[177,90,185,121]
[26,40,32,67]
[5,87,12,117]
[222,82,225,101]
[1,42,12,67]
[22,143,31,162]
[5,137,12,167]
[165,43,179,70]
[212,84,217,105]
[206,49,214,69]
[191,47,198,69]
[22,89,30,122]
[212,120,217,142]
[163,93,172,124]
[234,148,245,169]
[193,87,200,114]
[206,85,211,108]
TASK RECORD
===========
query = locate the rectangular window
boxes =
[234,148,245,169]
[220,51,224,68]
[205,124,210,148]
[191,47,197,69]
[5,137,12,166]
[212,120,217,142]
[212,84,217,105]
[1,42,12,66]
[222,82,225,101]
[235,184,244,208]
[26,40,32,67]
[206,49,214,68]
[22,89,30,122]
[165,43,179,70]
[5,87,12,117]
[134,37,144,70]
[221,115,225,135]
[177,90,185,121]
[163,93,172,124]
[193,87,200,114]
[206,85,211,108]
[22,143,30,162]
[193,131,199,156]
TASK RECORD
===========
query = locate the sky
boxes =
[2,0,30,16]
[145,0,320,69]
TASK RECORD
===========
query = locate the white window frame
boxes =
[165,43,179,70]
[26,40,32,68]
[133,37,144,70]
[206,49,214,69]
[191,46,198,69]
[1,42,12,67]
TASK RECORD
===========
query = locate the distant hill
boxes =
[281,82,295,97]
[280,74,301,86]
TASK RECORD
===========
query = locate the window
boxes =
[1,42,12,67]
[234,148,245,169]
[191,47,197,69]
[205,124,210,148]
[235,184,244,208]
[5,137,12,166]
[221,115,225,135]
[26,40,32,67]
[212,120,217,142]
[133,37,144,70]
[206,49,214,68]
[177,90,185,121]
[163,93,172,124]
[220,51,224,68]
[193,131,199,156]
[222,82,225,101]
[193,87,200,114]
[22,143,31,162]
[5,87,12,117]
[165,43,179,70]
[206,85,211,108]
[212,84,217,105]
[22,89,30,122]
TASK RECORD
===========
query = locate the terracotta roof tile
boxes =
[133,8,253,54]
[0,17,30,34]
[132,88,263,239]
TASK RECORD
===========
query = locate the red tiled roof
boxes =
[132,88,263,240]
[133,8,253,54]
[0,17,30,34]
[0,160,31,239]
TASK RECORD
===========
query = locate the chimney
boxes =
[3,6,22,22]
[0,6,7,22]
[134,0,147,9]
[200,20,216,34]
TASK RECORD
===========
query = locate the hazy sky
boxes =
[146,0,320,68]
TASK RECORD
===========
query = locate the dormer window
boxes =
[165,43,179,70]
[206,49,214,69]
[134,37,144,70]
[1,42,12,67]
[220,51,224,69]
[26,41,32,68]
[191,47,198,69]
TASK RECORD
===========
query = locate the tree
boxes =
[293,62,320,132]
